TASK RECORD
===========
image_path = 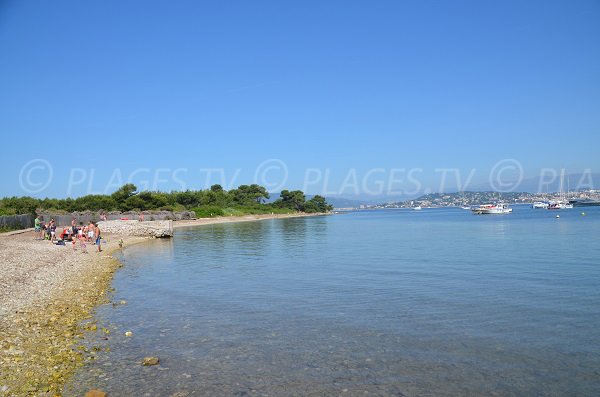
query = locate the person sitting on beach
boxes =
[60,227,71,241]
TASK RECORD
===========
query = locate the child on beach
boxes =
[49,219,56,243]
[79,234,87,253]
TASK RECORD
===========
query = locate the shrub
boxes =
[193,206,225,218]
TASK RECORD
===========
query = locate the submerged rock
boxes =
[85,389,107,397]
[142,356,160,366]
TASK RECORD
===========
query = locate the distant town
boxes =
[345,190,600,210]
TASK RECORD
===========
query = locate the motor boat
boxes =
[472,203,512,214]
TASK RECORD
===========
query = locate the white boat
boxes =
[547,172,573,210]
[461,206,471,210]
[472,203,513,214]
[413,206,422,210]
[532,201,549,209]
[547,201,573,210]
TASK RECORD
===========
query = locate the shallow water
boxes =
[65,207,600,396]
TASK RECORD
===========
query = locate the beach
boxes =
[0,213,322,396]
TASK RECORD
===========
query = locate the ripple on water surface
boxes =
[66,209,600,396]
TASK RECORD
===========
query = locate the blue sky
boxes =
[1,0,599,198]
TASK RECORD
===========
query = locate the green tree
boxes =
[277,190,306,211]
[111,183,138,203]
[305,195,333,213]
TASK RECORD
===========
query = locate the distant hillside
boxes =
[471,173,600,193]
[375,190,597,208]
[323,196,368,209]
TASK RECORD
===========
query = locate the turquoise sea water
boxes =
[66,207,600,396]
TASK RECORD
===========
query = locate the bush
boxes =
[193,206,225,218]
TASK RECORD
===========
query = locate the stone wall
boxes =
[97,220,173,238]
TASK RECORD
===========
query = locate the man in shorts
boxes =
[34,215,42,240]
[94,223,102,252]
[88,221,95,241]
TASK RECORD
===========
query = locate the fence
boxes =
[37,211,195,227]
[0,211,195,230]
[0,214,34,230]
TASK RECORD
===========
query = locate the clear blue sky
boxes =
[1,0,599,198]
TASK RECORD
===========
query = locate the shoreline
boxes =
[172,212,328,229]
[0,212,324,395]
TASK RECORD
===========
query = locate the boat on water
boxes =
[461,206,471,210]
[471,203,512,214]
[413,206,422,211]
[569,199,600,207]
[532,201,549,209]
[547,173,573,210]
[547,201,573,210]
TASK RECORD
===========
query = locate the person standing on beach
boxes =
[94,223,102,252]
[34,215,42,240]
[87,221,95,242]
[49,219,57,243]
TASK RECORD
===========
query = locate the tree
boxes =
[111,184,137,203]
[175,190,199,207]
[305,195,333,213]
[230,184,270,205]
[278,190,306,211]
[249,184,270,203]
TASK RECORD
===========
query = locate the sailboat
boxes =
[547,171,573,210]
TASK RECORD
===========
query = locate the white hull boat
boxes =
[472,203,513,214]
[547,201,573,210]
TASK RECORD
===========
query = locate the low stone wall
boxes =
[97,220,173,238]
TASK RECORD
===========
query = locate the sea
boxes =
[65,206,600,396]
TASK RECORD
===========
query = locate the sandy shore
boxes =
[172,212,326,229]
[0,212,324,396]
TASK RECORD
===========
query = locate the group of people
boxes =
[34,216,102,253]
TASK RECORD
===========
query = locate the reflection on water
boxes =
[65,209,600,396]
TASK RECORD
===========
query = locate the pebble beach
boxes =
[0,213,322,396]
